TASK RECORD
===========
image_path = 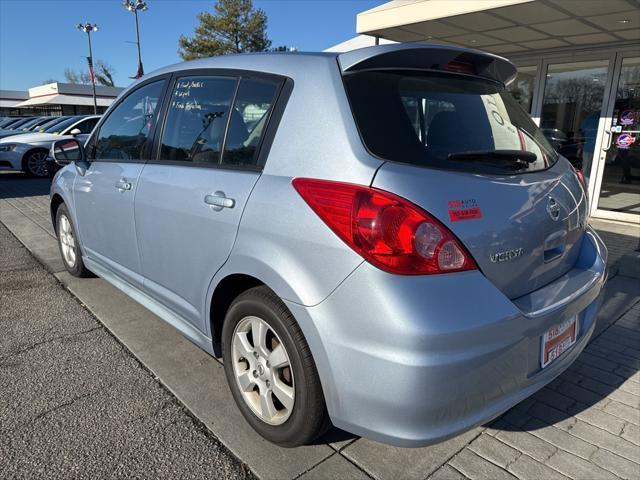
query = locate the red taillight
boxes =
[573,166,588,192]
[292,178,477,275]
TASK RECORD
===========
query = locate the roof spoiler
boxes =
[338,44,517,86]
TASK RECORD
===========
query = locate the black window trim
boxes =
[85,73,172,164]
[147,67,292,172]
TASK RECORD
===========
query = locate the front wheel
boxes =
[222,286,329,447]
[56,204,92,277]
[22,150,51,177]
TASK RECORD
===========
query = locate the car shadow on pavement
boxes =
[491,273,639,439]
[0,172,52,199]
[317,425,359,445]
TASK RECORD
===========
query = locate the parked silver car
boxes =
[0,115,100,176]
[0,116,69,140]
[49,44,607,448]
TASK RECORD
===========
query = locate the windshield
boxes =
[5,118,32,130]
[44,116,81,134]
[0,118,21,128]
[36,116,68,132]
[344,71,557,174]
[19,118,45,130]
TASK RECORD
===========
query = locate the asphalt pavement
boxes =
[0,221,255,479]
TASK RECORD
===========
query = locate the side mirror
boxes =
[50,138,84,165]
[69,128,81,136]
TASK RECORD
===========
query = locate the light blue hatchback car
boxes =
[49,44,607,448]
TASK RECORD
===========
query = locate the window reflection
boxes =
[540,60,609,178]
[508,65,537,113]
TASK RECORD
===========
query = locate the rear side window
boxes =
[94,80,165,161]
[160,76,237,164]
[221,78,280,167]
[344,71,557,173]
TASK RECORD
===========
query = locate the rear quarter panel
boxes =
[207,54,383,317]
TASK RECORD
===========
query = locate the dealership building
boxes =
[0,82,122,117]
[333,0,640,224]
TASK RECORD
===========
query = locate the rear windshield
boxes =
[344,71,557,173]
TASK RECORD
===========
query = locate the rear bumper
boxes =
[287,228,607,447]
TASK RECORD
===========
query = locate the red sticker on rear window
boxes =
[448,199,482,222]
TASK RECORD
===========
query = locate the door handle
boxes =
[204,191,235,210]
[602,129,613,152]
[115,179,132,191]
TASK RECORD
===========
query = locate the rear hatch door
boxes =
[372,159,588,299]
[340,46,588,299]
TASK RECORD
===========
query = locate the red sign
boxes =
[448,199,482,222]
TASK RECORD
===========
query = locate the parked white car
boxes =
[0,115,100,177]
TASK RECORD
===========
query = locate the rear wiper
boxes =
[448,150,537,164]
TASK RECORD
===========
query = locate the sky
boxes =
[0,0,381,91]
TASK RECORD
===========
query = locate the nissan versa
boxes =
[49,44,607,448]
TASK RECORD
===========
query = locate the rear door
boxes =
[135,72,283,331]
[344,68,588,300]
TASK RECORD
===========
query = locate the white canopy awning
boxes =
[0,99,24,108]
[357,0,640,55]
[15,94,114,108]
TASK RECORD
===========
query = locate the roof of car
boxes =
[140,44,514,84]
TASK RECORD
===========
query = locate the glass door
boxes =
[594,56,640,221]
[539,59,612,180]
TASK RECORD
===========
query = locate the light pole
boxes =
[76,22,99,114]
[122,0,147,79]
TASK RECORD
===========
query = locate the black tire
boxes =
[55,204,93,278]
[22,149,51,178]
[222,286,329,447]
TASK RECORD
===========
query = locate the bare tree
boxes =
[64,68,91,85]
[95,61,116,87]
[64,61,116,87]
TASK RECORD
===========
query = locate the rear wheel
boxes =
[56,204,92,277]
[22,150,50,177]
[222,286,329,447]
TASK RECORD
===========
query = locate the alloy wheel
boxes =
[26,151,49,177]
[231,315,295,425]
[58,214,76,268]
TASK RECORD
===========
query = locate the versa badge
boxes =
[490,248,524,263]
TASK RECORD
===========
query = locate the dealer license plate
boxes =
[541,316,578,368]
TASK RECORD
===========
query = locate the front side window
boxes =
[221,78,280,167]
[160,76,237,164]
[344,71,558,174]
[94,80,165,161]
[70,117,99,134]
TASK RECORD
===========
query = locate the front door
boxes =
[135,73,282,331]
[593,56,640,222]
[73,79,167,286]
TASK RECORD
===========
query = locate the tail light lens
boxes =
[573,166,588,192]
[293,178,477,275]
